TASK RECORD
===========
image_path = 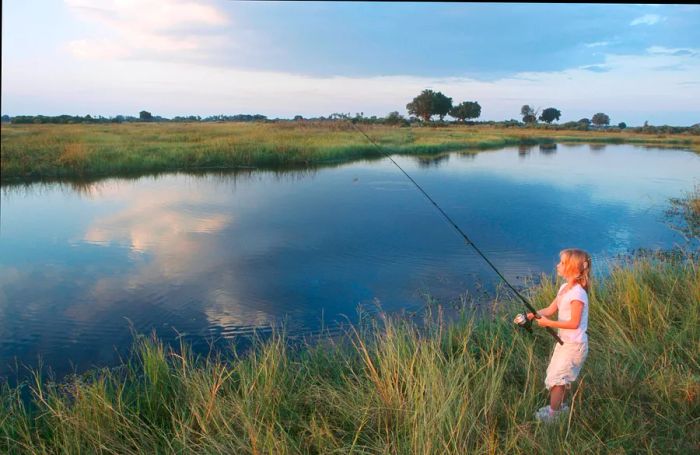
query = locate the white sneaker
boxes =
[534,404,569,423]
[534,405,550,420]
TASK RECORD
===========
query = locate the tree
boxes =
[521,105,538,124]
[139,110,153,122]
[407,89,436,122]
[406,89,452,122]
[591,113,610,127]
[449,101,481,122]
[578,118,591,126]
[384,111,407,126]
[539,107,561,124]
[618,122,627,129]
[432,92,453,121]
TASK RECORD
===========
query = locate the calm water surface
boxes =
[1,144,699,380]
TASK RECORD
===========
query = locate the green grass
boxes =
[2,122,698,182]
[2,253,698,453]
[666,185,700,242]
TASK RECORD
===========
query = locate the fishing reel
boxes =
[513,313,533,333]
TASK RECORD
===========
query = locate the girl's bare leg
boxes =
[550,385,566,410]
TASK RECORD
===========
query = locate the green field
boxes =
[2,252,698,454]
[2,122,698,182]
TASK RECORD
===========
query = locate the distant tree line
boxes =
[399,90,690,133]
[2,93,698,134]
[4,112,270,125]
[7,114,138,124]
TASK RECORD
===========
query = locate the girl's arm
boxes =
[527,296,559,320]
[535,300,584,329]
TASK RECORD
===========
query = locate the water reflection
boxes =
[539,143,557,155]
[413,153,451,168]
[518,145,534,157]
[1,144,699,381]
[1,167,327,199]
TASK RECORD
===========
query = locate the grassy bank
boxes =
[2,122,698,181]
[2,254,698,453]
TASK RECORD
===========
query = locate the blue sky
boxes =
[2,2,699,125]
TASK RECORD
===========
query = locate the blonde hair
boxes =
[559,248,592,291]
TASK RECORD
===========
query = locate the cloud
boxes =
[647,46,698,56]
[204,288,277,338]
[585,41,610,48]
[630,14,665,26]
[65,0,230,60]
[67,39,131,60]
[83,183,233,260]
[653,64,688,72]
[72,176,299,336]
[581,65,610,73]
[4,44,700,125]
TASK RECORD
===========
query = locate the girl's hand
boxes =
[526,312,536,320]
[534,315,552,327]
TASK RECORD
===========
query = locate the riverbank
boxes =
[2,253,697,453]
[2,122,698,182]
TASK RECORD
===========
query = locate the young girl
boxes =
[527,248,591,423]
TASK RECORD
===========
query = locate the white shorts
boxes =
[545,342,588,390]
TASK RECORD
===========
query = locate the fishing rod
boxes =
[348,121,563,345]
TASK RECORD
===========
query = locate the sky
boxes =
[2,2,699,126]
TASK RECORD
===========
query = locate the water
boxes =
[1,144,698,381]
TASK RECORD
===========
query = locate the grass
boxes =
[666,184,700,243]
[1,253,698,453]
[2,122,699,182]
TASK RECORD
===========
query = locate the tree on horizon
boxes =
[407,89,452,122]
[521,105,538,124]
[449,101,481,122]
[592,112,610,126]
[432,92,453,121]
[539,107,561,124]
[407,89,436,122]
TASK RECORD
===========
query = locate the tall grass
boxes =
[1,253,698,453]
[2,122,698,181]
[666,184,700,243]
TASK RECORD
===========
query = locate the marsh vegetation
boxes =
[2,122,698,181]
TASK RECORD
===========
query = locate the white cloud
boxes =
[630,14,665,26]
[67,39,130,60]
[4,46,700,125]
[647,46,698,56]
[65,0,229,60]
[585,41,610,48]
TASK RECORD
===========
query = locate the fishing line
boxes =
[349,121,563,344]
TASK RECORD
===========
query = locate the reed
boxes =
[2,122,698,181]
[1,252,697,453]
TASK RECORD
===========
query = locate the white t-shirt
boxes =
[555,283,589,343]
